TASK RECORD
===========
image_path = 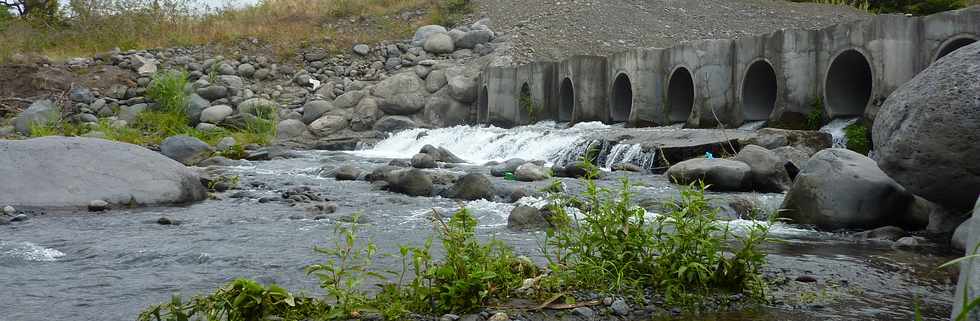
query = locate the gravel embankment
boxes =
[474,0,870,63]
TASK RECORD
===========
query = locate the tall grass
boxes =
[0,0,437,61]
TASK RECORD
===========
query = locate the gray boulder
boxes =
[186,94,210,123]
[333,90,367,109]
[14,100,59,135]
[420,145,465,163]
[426,69,448,92]
[196,85,228,101]
[491,158,527,177]
[118,103,148,123]
[200,105,234,124]
[385,169,433,197]
[374,115,418,133]
[334,165,363,181]
[734,145,792,192]
[665,158,750,191]
[771,146,808,178]
[873,42,980,211]
[508,206,553,231]
[411,153,438,169]
[352,44,371,56]
[309,115,349,137]
[302,100,335,124]
[373,73,427,115]
[160,135,213,166]
[424,88,470,127]
[447,173,495,201]
[70,87,96,104]
[350,97,382,132]
[412,25,448,46]
[455,30,494,49]
[780,149,913,230]
[237,63,255,78]
[447,75,478,103]
[514,163,551,182]
[276,119,308,139]
[0,137,206,209]
[423,33,455,54]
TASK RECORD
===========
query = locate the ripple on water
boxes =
[0,241,66,263]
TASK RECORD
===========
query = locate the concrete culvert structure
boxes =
[559,78,574,122]
[667,67,694,123]
[935,37,978,61]
[518,83,533,123]
[610,73,632,123]
[478,86,489,123]
[741,60,777,121]
[824,49,873,117]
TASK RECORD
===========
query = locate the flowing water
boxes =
[819,117,860,149]
[0,124,958,321]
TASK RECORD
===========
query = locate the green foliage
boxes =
[519,90,539,122]
[305,215,380,319]
[137,278,327,321]
[146,70,190,116]
[540,156,773,307]
[805,99,825,130]
[844,122,871,155]
[0,8,13,32]
[430,0,473,27]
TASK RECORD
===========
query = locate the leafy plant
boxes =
[805,99,825,130]
[137,278,326,321]
[844,122,871,155]
[305,215,380,319]
[146,70,190,116]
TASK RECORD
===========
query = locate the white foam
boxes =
[819,117,860,149]
[1,241,66,262]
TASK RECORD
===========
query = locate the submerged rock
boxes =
[385,169,433,197]
[0,137,206,209]
[446,173,495,201]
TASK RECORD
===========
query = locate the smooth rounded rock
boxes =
[200,105,234,123]
[666,158,750,191]
[160,135,214,166]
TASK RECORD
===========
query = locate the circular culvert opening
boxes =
[824,49,873,117]
[741,60,777,121]
[936,37,977,61]
[478,86,489,122]
[667,67,694,123]
[518,82,532,122]
[559,78,574,122]
[610,73,632,123]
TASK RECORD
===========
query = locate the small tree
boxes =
[1,0,60,23]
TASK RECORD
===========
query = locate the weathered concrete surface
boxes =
[0,137,207,210]
[478,7,980,128]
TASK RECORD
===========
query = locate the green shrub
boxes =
[540,156,773,307]
[305,215,378,319]
[430,0,473,27]
[137,278,327,321]
[844,122,871,155]
[146,70,190,116]
[805,99,825,130]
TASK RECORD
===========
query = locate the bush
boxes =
[137,278,327,321]
[430,0,473,27]
[844,122,871,155]
[805,99,825,130]
[540,157,773,307]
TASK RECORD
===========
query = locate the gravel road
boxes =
[474,0,870,63]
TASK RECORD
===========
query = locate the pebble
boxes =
[795,275,818,283]
[610,298,630,316]
[487,312,509,321]
[572,307,595,318]
[157,217,175,225]
[440,314,461,321]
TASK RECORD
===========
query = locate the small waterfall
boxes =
[351,121,611,164]
[738,120,767,131]
[819,117,860,149]
[602,143,658,170]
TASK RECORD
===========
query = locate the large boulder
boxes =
[302,100,335,124]
[734,145,792,192]
[454,30,494,49]
[372,72,427,115]
[423,33,455,54]
[447,173,495,201]
[309,114,349,137]
[420,144,465,163]
[13,100,59,135]
[447,75,478,103]
[491,158,528,177]
[873,42,980,212]
[424,88,470,127]
[160,135,213,166]
[508,205,554,231]
[780,149,914,230]
[412,25,448,46]
[665,158,750,191]
[385,169,433,197]
[0,137,206,209]
[276,119,308,139]
[740,128,832,157]
[374,115,417,133]
[350,97,382,132]
[411,153,438,169]
[952,198,980,320]
[514,163,551,182]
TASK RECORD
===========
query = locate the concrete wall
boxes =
[476,6,980,128]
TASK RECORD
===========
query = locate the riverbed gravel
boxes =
[474,0,870,63]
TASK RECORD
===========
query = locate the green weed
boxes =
[844,122,871,155]
[137,278,327,321]
[805,99,825,130]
